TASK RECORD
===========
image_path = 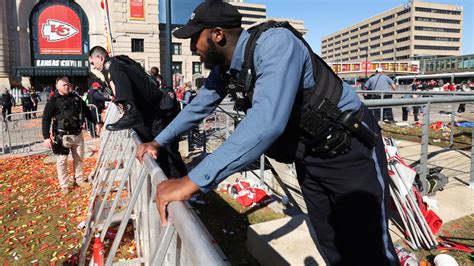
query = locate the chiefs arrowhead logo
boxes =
[41,19,79,42]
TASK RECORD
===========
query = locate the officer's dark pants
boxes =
[158,140,188,178]
[136,121,188,178]
[23,103,32,120]
[370,94,394,121]
[295,105,399,266]
[2,104,12,121]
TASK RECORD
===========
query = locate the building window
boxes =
[131,39,144,52]
[382,40,394,46]
[383,14,394,21]
[382,32,394,38]
[414,36,460,42]
[396,46,410,52]
[371,19,381,25]
[397,8,410,16]
[370,36,381,41]
[172,62,182,74]
[414,26,460,33]
[172,43,182,55]
[371,28,381,33]
[414,45,460,51]
[382,23,394,29]
[397,27,410,34]
[370,52,380,56]
[397,36,410,43]
[192,62,202,74]
[415,17,460,24]
[397,17,411,25]
[415,7,461,15]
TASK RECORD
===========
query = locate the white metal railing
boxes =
[80,104,227,265]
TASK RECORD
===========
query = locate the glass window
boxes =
[172,62,182,74]
[131,39,144,52]
[172,43,182,55]
[192,62,202,74]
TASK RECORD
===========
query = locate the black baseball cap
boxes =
[173,0,243,39]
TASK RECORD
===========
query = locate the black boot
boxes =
[106,102,143,131]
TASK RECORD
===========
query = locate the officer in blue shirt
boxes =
[136,1,398,265]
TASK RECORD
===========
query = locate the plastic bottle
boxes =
[93,234,105,266]
[394,245,419,266]
[434,254,458,266]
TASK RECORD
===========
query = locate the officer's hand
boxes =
[43,138,52,149]
[156,176,199,226]
[136,141,160,163]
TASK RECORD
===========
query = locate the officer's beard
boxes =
[202,38,225,70]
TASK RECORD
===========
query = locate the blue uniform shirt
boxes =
[365,73,394,91]
[155,28,362,191]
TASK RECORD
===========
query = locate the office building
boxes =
[321,0,463,65]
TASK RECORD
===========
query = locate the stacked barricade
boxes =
[80,104,227,265]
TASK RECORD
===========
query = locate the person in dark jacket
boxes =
[30,91,41,118]
[20,89,34,120]
[1,88,15,122]
[88,46,187,178]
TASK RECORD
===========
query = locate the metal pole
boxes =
[260,154,265,186]
[450,104,455,147]
[165,0,173,86]
[420,102,430,182]
[470,127,474,188]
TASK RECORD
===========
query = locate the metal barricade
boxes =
[1,110,46,155]
[1,104,101,155]
[80,104,227,265]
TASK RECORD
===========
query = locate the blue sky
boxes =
[249,0,473,55]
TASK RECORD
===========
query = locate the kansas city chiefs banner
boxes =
[38,5,82,54]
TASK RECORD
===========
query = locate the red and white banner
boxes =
[130,0,145,20]
[38,5,82,55]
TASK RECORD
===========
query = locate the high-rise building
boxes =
[321,0,463,63]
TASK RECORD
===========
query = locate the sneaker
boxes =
[61,187,71,195]
[76,180,90,188]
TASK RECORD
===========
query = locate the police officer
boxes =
[88,46,162,132]
[42,76,101,195]
[136,1,398,265]
[88,47,188,178]
[20,89,33,120]
[1,88,15,122]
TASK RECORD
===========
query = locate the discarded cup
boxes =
[394,245,418,266]
[434,254,458,266]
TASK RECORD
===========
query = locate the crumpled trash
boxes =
[231,180,270,207]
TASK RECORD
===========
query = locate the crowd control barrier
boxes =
[0,105,100,155]
[79,104,227,265]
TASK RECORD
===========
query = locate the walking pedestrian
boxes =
[364,68,397,122]
[1,88,15,122]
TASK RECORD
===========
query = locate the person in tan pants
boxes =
[42,76,102,195]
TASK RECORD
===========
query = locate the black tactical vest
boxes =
[227,21,344,162]
[53,94,84,134]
